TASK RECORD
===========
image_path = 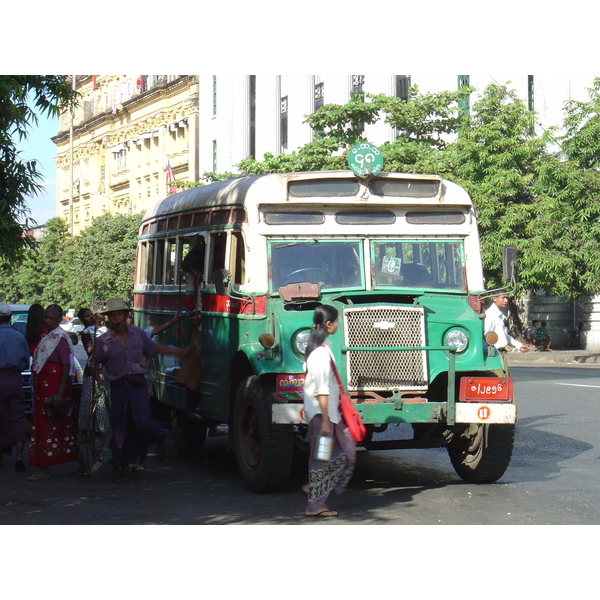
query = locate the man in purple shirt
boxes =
[95,298,188,482]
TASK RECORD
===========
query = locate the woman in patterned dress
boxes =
[27,305,78,480]
[302,304,356,517]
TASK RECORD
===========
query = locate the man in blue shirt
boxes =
[0,302,31,471]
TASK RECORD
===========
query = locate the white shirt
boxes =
[484,303,522,350]
[302,338,341,424]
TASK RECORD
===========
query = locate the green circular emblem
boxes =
[348,142,384,177]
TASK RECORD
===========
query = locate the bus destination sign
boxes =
[348,142,384,177]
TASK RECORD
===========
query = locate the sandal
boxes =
[27,470,50,481]
[305,508,338,517]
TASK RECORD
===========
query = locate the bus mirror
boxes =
[214,269,232,296]
[502,245,518,284]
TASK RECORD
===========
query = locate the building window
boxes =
[212,76,217,116]
[395,75,411,101]
[352,75,364,96]
[280,96,288,151]
[110,143,128,172]
[249,75,256,159]
[458,75,470,117]
[527,75,535,112]
[351,75,365,133]
[137,75,148,94]
[528,75,535,134]
[314,80,324,110]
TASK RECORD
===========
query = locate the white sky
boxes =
[10,2,596,228]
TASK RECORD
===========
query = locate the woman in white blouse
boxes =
[303,304,356,517]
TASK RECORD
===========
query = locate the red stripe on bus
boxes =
[133,293,266,315]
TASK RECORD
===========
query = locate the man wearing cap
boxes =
[94,298,189,482]
[484,293,529,352]
[0,302,31,471]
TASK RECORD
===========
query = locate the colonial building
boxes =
[53,75,199,235]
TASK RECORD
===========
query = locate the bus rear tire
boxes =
[233,376,294,493]
[447,423,515,483]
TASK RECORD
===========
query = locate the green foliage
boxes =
[0,76,78,264]
[0,213,142,310]
[64,212,143,307]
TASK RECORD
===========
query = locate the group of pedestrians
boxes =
[0,299,188,483]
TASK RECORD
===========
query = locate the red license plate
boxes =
[276,374,305,402]
[459,377,513,402]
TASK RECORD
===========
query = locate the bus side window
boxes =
[155,239,165,284]
[208,232,227,283]
[146,241,155,284]
[180,235,206,283]
[138,242,148,284]
[230,231,245,285]
[166,238,177,285]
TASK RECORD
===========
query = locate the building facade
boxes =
[53,75,199,235]
[198,74,591,174]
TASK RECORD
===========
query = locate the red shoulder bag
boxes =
[329,357,366,443]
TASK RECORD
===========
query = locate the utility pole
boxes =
[69,75,75,235]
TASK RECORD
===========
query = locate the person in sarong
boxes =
[28,304,79,480]
[94,298,189,482]
[73,308,108,475]
[302,304,356,517]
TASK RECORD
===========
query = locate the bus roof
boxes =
[142,171,470,223]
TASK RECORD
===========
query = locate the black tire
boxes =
[233,376,294,492]
[172,409,207,457]
[447,423,515,483]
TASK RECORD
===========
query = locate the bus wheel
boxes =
[172,409,207,457]
[447,423,515,483]
[233,376,294,493]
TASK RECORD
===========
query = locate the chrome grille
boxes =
[343,305,427,391]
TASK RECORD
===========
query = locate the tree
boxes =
[237,86,472,176]
[64,212,143,308]
[0,217,74,306]
[447,81,600,299]
[0,76,78,264]
[446,83,551,290]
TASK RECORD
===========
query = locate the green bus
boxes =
[134,170,516,492]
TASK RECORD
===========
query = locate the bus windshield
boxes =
[269,240,363,291]
[372,239,466,290]
[269,238,466,292]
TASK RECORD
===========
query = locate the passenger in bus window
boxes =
[94,298,190,482]
[180,248,225,437]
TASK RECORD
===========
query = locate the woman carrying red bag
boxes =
[302,304,356,517]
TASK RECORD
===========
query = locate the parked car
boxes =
[10,304,30,335]
[61,317,85,334]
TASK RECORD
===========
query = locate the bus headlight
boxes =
[445,329,468,353]
[294,330,311,355]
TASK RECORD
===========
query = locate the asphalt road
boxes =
[1,364,600,526]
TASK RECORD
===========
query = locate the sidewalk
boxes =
[506,348,600,367]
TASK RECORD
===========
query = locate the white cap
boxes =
[0,302,12,316]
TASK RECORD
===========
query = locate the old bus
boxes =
[134,170,516,492]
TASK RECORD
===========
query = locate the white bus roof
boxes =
[142,171,472,223]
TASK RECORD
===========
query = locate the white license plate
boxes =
[455,402,516,424]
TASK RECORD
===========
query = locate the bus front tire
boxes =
[447,423,515,483]
[233,376,294,493]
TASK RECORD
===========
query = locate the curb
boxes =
[506,350,600,367]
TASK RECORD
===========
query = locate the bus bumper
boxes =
[272,401,516,426]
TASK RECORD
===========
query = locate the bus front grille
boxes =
[343,306,428,391]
